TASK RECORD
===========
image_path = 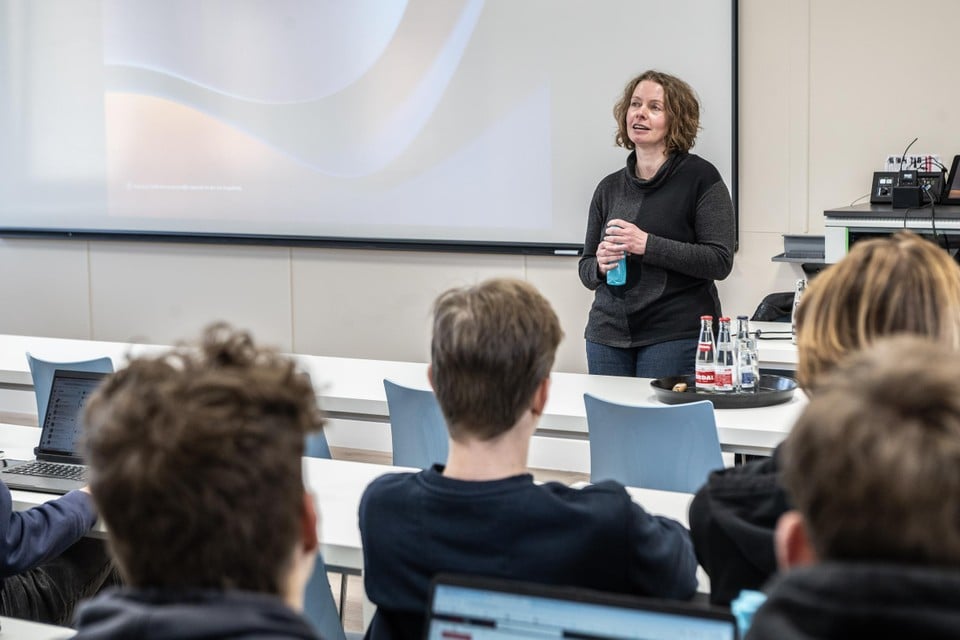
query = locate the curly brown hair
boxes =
[613,70,700,153]
[82,323,325,592]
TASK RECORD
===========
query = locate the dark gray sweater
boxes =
[579,151,735,348]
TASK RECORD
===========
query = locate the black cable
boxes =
[898,137,919,174]
[923,184,938,239]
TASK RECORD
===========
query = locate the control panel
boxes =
[871,171,944,204]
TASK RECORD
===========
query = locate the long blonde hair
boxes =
[796,231,960,392]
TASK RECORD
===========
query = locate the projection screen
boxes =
[0,0,737,254]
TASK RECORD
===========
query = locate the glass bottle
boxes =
[736,315,758,392]
[791,279,807,344]
[715,317,735,392]
[695,315,716,391]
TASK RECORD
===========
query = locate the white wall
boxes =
[2,0,959,379]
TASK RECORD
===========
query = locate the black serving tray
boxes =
[650,374,798,409]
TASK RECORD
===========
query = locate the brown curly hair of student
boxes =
[613,70,701,153]
[795,231,960,393]
[81,323,326,593]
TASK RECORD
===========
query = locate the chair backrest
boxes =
[305,431,333,459]
[303,554,348,640]
[383,379,449,469]
[26,352,114,425]
[583,394,723,493]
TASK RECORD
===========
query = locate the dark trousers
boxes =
[0,537,118,627]
[586,338,697,378]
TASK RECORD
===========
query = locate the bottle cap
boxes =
[700,315,713,320]
[719,316,730,322]
[737,315,748,320]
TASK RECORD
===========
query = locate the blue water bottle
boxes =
[605,225,627,286]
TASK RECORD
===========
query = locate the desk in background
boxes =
[0,332,802,457]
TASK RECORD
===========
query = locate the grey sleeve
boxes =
[643,181,735,280]
[578,187,605,291]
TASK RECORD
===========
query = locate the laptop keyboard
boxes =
[3,461,87,482]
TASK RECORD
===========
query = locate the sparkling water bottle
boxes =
[736,315,758,392]
[695,316,716,391]
[715,317,735,392]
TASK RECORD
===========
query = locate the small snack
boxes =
[672,382,688,392]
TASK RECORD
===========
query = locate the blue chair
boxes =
[383,379,448,469]
[583,394,723,493]
[26,353,114,425]
[303,554,362,640]
[305,431,333,459]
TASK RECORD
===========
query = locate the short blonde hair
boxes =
[795,231,960,392]
[431,279,563,441]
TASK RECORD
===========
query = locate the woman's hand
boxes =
[604,219,648,256]
[596,239,625,274]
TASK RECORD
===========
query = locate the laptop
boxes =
[426,574,738,640]
[1,369,107,494]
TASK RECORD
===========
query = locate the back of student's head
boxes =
[795,231,960,392]
[783,335,960,566]
[82,323,325,593]
[430,278,563,441]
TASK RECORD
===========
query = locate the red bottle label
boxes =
[695,367,715,385]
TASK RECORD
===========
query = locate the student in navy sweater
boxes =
[360,278,698,640]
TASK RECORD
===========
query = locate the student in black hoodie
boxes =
[71,324,327,640]
[747,336,960,639]
[689,231,960,605]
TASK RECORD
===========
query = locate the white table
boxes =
[0,616,74,639]
[751,321,798,372]
[1,424,699,582]
[0,334,803,456]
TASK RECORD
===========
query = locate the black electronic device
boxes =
[873,170,945,205]
[870,171,898,203]
[893,186,922,208]
[944,155,960,205]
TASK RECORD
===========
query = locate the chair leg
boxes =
[339,572,348,623]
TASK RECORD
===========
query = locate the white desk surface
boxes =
[1,424,697,582]
[0,616,74,639]
[0,333,803,455]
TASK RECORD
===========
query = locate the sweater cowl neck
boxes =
[626,150,687,191]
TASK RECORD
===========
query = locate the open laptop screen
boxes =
[427,575,736,640]
[38,370,104,457]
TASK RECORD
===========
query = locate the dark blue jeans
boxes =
[586,338,697,378]
[0,537,118,627]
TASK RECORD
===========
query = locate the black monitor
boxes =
[945,155,960,205]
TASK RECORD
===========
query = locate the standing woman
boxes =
[579,70,735,378]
